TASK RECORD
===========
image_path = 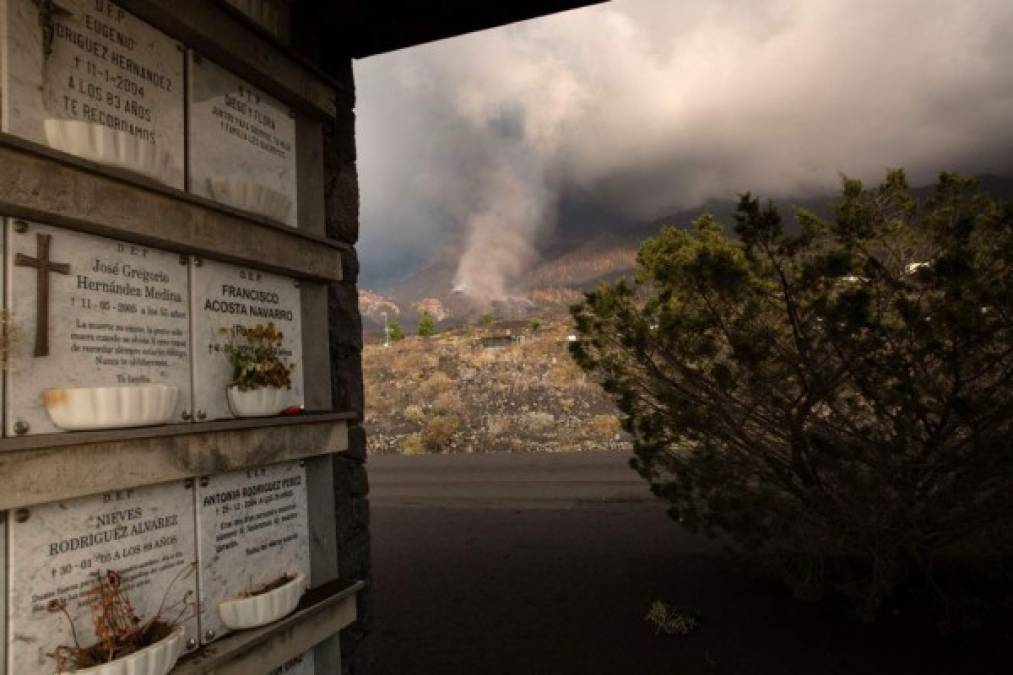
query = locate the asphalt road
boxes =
[368,451,1007,675]
[369,450,653,508]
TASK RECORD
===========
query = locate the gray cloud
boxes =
[354,0,1013,293]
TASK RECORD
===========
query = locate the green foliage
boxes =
[388,316,405,342]
[417,311,437,337]
[479,313,495,328]
[571,171,1013,617]
[530,317,543,332]
[214,323,293,391]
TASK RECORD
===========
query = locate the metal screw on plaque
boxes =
[299,460,306,467]
[184,479,194,489]
[193,257,203,268]
[13,220,29,234]
[179,254,188,266]
[200,476,210,488]
[14,508,29,523]
[197,409,207,421]
[13,418,29,435]
[186,638,197,651]
[181,409,193,421]
[204,628,216,641]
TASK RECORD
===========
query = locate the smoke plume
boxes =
[354,0,1013,295]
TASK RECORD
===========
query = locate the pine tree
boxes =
[571,171,1013,616]
[417,311,436,337]
[388,316,405,342]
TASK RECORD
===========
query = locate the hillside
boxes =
[364,320,630,455]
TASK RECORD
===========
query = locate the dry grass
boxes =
[401,433,427,455]
[521,412,556,432]
[590,414,622,439]
[421,413,461,451]
[403,404,426,424]
[364,319,631,455]
[432,391,464,415]
[416,371,454,402]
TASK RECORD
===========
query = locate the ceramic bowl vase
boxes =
[207,178,293,224]
[57,626,185,675]
[44,120,176,185]
[43,385,179,431]
[218,572,306,630]
[226,385,288,418]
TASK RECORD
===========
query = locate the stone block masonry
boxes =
[321,58,371,675]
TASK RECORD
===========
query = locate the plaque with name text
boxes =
[5,220,191,436]
[191,258,303,421]
[189,53,298,225]
[270,651,316,675]
[6,482,199,674]
[1,0,185,187]
[196,461,310,643]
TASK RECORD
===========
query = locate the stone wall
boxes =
[323,59,372,675]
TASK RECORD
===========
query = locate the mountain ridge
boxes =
[361,175,1013,333]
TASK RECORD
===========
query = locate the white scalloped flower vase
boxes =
[218,572,306,631]
[207,177,293,224]
[226,385,288,418]
[44,120,177,185]
[43,385,179,431]
[57,626,185,675]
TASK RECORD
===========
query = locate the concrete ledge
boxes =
[0,415,351,510]
[175,579,363,675]
[118,0,337,118]
[0,137,344,282]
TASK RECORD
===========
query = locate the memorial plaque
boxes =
[1,0,185,187]
[270,651,316,675]
[5,220,191,436]
[191,258,303,421]
[196,461,310,643]
[6,482,199,674]
[189,53,298,226]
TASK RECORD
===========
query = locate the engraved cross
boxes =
[15,233,70,357]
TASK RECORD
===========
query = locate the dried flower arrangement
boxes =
[47,564,196,672]
[213,323,293,391]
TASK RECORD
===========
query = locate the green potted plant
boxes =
[216,323,294,417]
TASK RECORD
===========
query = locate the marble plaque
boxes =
[6,482,199,674]
[1,0,185,187]
[191,258,303,421]
[1,514,6,675]
[4,221,191,436]
[269,651,316,675]
[189,53,298,226]
[196,461,310,643]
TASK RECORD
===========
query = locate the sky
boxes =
[353,0,1013,295]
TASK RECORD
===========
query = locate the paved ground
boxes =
[368,451,1008,675]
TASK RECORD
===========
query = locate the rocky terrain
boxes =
[364,320,630,455]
